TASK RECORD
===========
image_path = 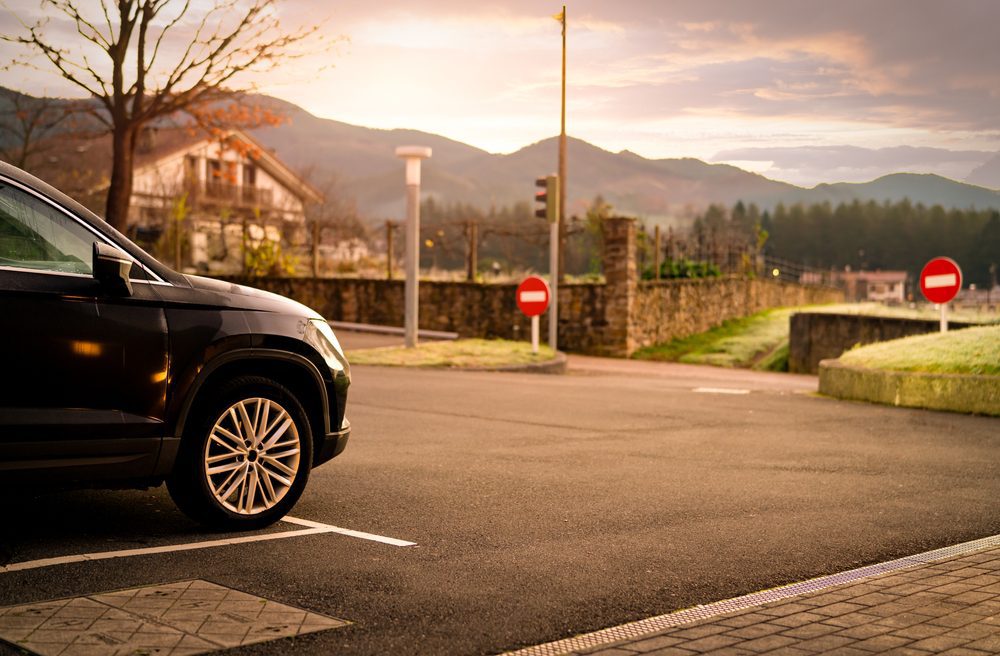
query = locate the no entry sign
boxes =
[920,257,962,305]
[517,276,550,317]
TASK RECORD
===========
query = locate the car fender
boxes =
[154,347,331,477]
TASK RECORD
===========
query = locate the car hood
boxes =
[183,274,323,319]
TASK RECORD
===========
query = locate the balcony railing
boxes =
[187,179,274,208]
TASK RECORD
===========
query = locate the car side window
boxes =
[0,183,95,275]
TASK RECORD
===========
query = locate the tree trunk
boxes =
[105,125,136,232]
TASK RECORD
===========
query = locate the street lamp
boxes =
[395,146,432,348]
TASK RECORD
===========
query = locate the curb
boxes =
[818,359,1000,416]
[329,321,458,340]
[349,351,568,375]
[457,351,568,374]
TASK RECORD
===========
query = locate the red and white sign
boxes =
[919,257,962,304]
[516,276,550,317]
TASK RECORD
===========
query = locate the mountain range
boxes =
[246,97,1000,222]
[3,88,1000,223]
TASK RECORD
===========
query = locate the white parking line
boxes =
[282,516,417,547]
[693,387,751,395]
[0,516,415,574]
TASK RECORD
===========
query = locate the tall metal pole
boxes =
[559,4,567,254]
[551,4,566,351]
[550,215,558,350]
[395,146,432,348]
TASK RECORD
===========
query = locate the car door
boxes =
[0,177,169,483]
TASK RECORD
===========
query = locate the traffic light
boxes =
[534,174,560,223]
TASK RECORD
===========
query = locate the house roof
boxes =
[131,127,323,204]
[844,270,909,283]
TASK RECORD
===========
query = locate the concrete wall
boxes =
[224,216,845,357]
[789,313,978,374]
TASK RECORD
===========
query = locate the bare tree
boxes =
[302,169,366,243]
[5,0,324,231]
[0,90,74,168]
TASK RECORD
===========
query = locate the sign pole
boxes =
[517,276,551,354]
[940,302,948,333]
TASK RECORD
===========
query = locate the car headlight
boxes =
[308,318,350,378]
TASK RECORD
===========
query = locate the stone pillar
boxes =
[601,216,638,357]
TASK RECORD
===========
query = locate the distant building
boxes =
[957,284,1000,308]
[132,127,322,272]
[802,269,908,303]
[33,126,321,273]
[321,238,370,263]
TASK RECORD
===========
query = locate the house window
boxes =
[242,164,257,188]
[184,155,199,181]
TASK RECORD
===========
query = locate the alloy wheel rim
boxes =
[204,397,301,515]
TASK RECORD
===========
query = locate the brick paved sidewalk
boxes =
[504,542,1000,656]
[579,546,1000,656]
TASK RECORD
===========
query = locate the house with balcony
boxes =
[126,127,322,272]
[31,126,321,273]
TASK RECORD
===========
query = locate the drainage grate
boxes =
[0,579,349,656]
[502,532,1000,656]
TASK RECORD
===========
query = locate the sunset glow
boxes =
[2,1,998,186]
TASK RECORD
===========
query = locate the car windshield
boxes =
[0,182,92,275]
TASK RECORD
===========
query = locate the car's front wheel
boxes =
[168,376,313,529]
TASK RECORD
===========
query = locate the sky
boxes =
[2,1,1000,187]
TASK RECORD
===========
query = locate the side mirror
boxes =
[93,242,133,296]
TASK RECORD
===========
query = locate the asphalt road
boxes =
[2,355,999,655]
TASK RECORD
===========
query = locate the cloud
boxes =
[2,0,999,179]
[711,145,995,186]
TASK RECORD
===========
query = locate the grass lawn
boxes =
[632,302,1000,373]
[632,307,795,370]
[838,325,1000,376]
[347,338,557,368]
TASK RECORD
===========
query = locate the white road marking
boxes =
[924,273,957,288]
[693,387,751,395]
[282,516,417,547]
[519,290,547,303]
[0,516,415,574]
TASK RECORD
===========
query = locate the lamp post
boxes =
[395,146,432,348]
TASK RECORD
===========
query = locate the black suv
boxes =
[0,161,351,529]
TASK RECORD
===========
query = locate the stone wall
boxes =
[632,278,844,353]
[789,313,978,374]
[223,276,612,353]
[223,216,844,357]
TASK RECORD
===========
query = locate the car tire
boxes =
[167,376,313,530]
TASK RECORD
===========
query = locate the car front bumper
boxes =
[315,418,350,467]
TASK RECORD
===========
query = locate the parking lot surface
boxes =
[2,356,998,654]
